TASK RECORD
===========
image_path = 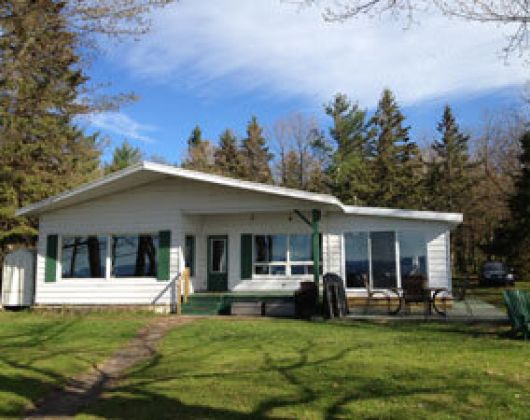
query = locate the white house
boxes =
[16,161,462,308]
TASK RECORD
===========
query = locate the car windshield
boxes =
[484,262,505,271]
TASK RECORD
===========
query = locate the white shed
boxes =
[2,249,35,308]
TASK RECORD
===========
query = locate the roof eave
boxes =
[15,161,342,217]
[15,162,147,217]
[342,205,463,224]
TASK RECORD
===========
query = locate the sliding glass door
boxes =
[344,232,369,288]
[370,232,397,289]
[345,230,424,289]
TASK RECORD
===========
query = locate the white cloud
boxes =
[87,112,157,143]
[113,0,528,107]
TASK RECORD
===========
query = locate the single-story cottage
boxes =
[16,161,462,308]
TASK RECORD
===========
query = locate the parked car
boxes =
[479,261,515,287]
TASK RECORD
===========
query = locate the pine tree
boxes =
[188,125,202,148]
[182,125,215,173]
[214,129,245,178]
[105,141,143,173]
[0,0,101,250]
[368,89,422,208]
[425,105,473,212]
[324,93,374,204]
[241,116,273,183]
[490,131,530,279]
[424,105,476,272]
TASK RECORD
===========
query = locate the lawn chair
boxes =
[322,273,349,319]
[362,275,401,315]
[401,274,430,316]
[503,289,530,340]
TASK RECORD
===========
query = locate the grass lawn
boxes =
[467,281,530,308]
[0,310,152,418]
[79,318,529,420]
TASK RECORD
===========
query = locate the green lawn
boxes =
[0,310,152,417]
[466,281,530,308]
[79,318,529,420]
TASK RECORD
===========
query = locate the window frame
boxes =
[343,230,429,291]
[57,232,165,281]
[252,233,322,279]
[59,235,108,280]
[110,233,160,278]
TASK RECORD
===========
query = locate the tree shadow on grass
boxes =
[77,328,529,420]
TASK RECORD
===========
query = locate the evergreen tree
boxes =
[188,125,202,148]
[182,125,215,173]
[241,116,273,183]
[105,141,143,173]
[507,131,530,278]
[324,93,374,204]
[368,89,422,208]
[306,128,332,193]
[425,105,476,272]
[214,129,245,178]
[0,0,101,250]
[490,131,530,279]
[425,105,473,212]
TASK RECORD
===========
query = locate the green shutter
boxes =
[45,234,58,283]
[157,230,171,281]
[241,234,252,280]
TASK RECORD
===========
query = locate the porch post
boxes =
[312,209,321,291]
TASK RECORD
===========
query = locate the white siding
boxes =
[34,177,455,304]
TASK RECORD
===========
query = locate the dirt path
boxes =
[25,316,198,419]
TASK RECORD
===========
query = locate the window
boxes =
[345,232,369,288]
[290,234,323,275]
[185,235,195,276]
[254,235,287,275]
[210,238,227,273]
[61,236,107,278]
[344,230,428,289]
[371,231,397,288]
[399,231,427,280]
[112,234,159,277]
[253,234,322,277]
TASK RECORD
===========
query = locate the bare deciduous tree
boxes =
[271,113,322,189]
[300,1,529,59]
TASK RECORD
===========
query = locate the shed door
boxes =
[207,235,228,292]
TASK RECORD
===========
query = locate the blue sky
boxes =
[81,1,528,164]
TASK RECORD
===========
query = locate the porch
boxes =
[175,285,508,322]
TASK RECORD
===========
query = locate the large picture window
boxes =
[61,236,107,278]
[112,234,159,277]
[253,234,321,277]
[345,230,427,289]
